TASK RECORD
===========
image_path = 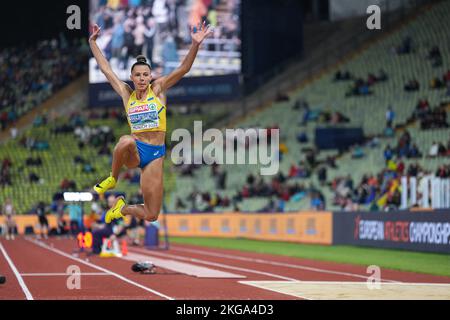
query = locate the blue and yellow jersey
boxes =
[125,85,166,133]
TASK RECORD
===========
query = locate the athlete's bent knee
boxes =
[115,136,134,152]
[143,206,160,222]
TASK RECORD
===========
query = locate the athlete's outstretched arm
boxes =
[154,21,213,94]
[89,24,132,100]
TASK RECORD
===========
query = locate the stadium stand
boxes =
[0,37,89,130]
[165,0,450,213]
[0,98,229,214]
[1,1,449,215]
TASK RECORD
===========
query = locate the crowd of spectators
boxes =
[91,0,240,77]
[174,167,317,213]
[404,78,420,92]
[294,98,350,126]
[430,70,450,93]
[427,140,450,157]
[343,70,388,97]
[0,36,88,130]
[181,190,232,212]
[331,158,450,212]
[18,136,50,151]
[383,130,422,160]
[408,99,448,129]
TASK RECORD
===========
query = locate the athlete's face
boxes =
[131,65,152,90]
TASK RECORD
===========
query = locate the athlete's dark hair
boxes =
[131,55,151,72]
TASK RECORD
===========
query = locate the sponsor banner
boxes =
[0,214,61,234]
[333,211,450,253]
[0,214,134,235]
[164,212,333,245]
[89,74,241,107]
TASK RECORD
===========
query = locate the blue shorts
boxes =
[135,140,166,169]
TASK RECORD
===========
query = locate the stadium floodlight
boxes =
[63,192,94,202]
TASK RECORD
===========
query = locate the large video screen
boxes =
[89,0,241,85]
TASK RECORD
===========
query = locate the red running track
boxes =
[1,237,449,300]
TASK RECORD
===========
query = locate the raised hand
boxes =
[89,24,102,42]
[190,21,213,45]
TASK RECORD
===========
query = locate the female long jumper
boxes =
[89,22,212,223]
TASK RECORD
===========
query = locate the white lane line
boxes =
[21,273,111,277]
[272,281,450,286]
[122,252,246,278]
[239,281,312,300]
[26,238,174,300]
[129,247,298,281]
[170,245,400,283]
[0,242,34,300]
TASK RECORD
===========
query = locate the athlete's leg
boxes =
[111,135,140,180]
[94,135,140,194]
[43,220,49,239]
[121,157,164,222]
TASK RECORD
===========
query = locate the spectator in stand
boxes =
[175,197,186,211]
[407,163,420,177]
[297,132,308,143]
[404,79,419,92]
[310,191,325,210]
[279,142,288,161]
[29,172,40,184]
[436,165,450,178]
[437,142,447,156]
[60,178,70,191]
[334,70,352,81]
[0,158,12,186]
[318,166,327,186]
[386,106,395,128]
[430,77,444,89]
[305,149,317,167]
[384,145,394,162]
[395,36,412,55]
[289,164,299,178]
[428,141,439,158]
[300,104,310,126]
[352,145,364,159]
[408,144,421,158]
[293,98,309,110]
[427,45,442,67]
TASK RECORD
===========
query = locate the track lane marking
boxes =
[122,252,246,278]
[239,281,312,300]
[21,273,111,277]
[170,245,401,283]
[129,247,299,281]
[0,242,34,300]
[26,238,174,300]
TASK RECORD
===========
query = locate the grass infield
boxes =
[168,237,450,277]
